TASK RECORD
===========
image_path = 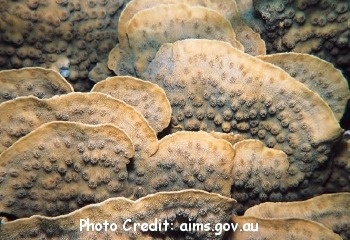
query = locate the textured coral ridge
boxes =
[247,0,350,81]
[0,190,235,240]
[0,0,126,91]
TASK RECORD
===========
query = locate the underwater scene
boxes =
[0,0,349,239]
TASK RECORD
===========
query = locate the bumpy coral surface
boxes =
[231,140,292,212]
[0,0,126,91]
[0,121,135,217]
[144,40,341,169]
[258,53,350,121]
[0,67,73,103]
[136,131,236,198]
[0,1,348,239]
[142,38,344,211]
[244,0,350,90]
[108,3,244,76]
[0,92,158,159]
[91,76,171,133]
[117,0,265,56]
[324,135,350,193]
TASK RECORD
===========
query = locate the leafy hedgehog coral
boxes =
[0,0,349,239]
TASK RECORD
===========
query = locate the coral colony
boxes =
[0,0,349,239]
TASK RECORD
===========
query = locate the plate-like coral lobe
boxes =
[0,121,134,218]
[231,139,296,212]
[0,190,236,239]
[250,0,350,84]
[117,0,265,56]
[0,92,158,160]
[244,193,350,239]
[108,3,244,76]
[91,76,171,133]
[142,38,342,203]
[117,0,239,48]
[136,131,236,198]
[258,53,350,121]
[0,67,73,103]
[127,4,243,74]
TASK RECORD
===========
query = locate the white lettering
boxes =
[79,218,118,232]
[231,222,239,232]
[80,218,88,231]
[123,219,132,231]
[243,223,258,232]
